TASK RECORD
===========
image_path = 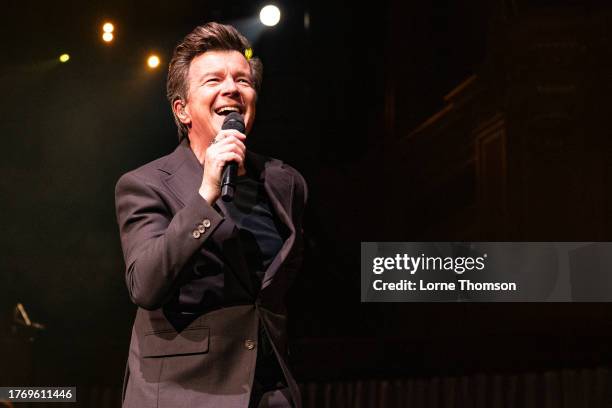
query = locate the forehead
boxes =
[187,50,251,80]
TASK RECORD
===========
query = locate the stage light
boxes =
[102,32,114,43]
[59,53,70,63]
[260,5,281,27]
[103,22,114,33]
[147,55,160,69]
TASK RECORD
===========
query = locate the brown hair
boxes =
[167,22,263,140]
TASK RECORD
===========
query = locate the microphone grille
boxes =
[221,112,245,133]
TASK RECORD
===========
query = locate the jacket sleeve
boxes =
[115,172,224,310]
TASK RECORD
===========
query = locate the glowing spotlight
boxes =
[147,55,160,69]
[103,22,114,33]
[59,53,70,63]
[260,5,281,27]
[102,32,114,43]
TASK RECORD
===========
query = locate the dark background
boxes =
[2,0,612,404]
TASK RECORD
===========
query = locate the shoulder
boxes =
[249,151,308,204]
[113,151,180,222]
[115,148,178,195]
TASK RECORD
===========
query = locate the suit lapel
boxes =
[159,139,202,207]
[259,159,296,289]
[159,140,255,296]
[157,143,297,294]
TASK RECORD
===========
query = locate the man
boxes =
[115,22,307,408]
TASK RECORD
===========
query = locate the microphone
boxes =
[220,112,245,202]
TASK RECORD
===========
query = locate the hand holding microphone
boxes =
[199,112,246,204]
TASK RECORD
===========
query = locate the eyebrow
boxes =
[197,69,252,81]
[198,69,222,79]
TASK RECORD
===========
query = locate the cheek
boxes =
[246,102,256,121]
[246,93,257,114]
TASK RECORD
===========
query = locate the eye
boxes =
[204,77,220,85]
[238,78,252,85]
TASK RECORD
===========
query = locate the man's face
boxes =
[180,50,256,143]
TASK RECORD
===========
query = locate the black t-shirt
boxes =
[223,173,288,389]
[223,174,285,284]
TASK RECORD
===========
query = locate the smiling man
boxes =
[115,23,307,408]
[175,49,256,200]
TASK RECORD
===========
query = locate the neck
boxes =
[187,133,247,176]
[187,134,210,165]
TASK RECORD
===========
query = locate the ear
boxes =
[173,100,191,125]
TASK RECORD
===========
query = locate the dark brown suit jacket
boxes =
[115,139,307,408]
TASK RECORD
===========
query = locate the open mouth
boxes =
[214,106,243,116]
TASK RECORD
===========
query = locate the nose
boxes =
[220,76,239,96]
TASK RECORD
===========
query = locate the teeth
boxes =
[217,106,240,114]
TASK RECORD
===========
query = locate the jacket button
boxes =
[203,219,211,228]
[197,224,206,233]
[244,339,256,350]
[192,230,201,239]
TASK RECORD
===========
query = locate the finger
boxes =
[207,143,245,164]
[214,136,246,154]
[217,152,244,167]
[216,131,246,145]
[211,140,245,157]
[208,146,244,163]
[217,129,246,140]
[210,130,243,146]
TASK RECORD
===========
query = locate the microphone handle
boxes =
[221,162,237,202]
